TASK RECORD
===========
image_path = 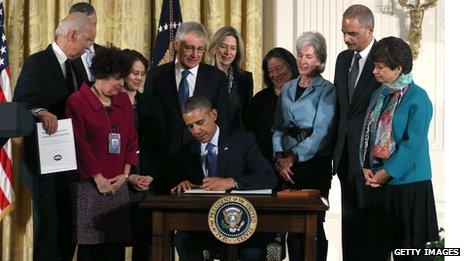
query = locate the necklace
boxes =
[298,80,310,88]
[91,85,112,106]
[298,75,311,88]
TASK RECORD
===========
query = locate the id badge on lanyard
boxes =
[104,106,121,155]
[108,132,121,154]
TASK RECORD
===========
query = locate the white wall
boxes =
[263,1,445,259]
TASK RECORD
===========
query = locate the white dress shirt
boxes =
[51,41,68,78]
[174,58,199,97]
[81,45,95,81]
[350,38,375,87]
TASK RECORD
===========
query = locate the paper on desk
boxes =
[229,189,272,195]
[183,188,226,194]
[183,188,273,195]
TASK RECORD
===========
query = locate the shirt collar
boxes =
[175,57,199,78]
[357,38,375,59]
[201,125,220,152]
[51,41,68,64]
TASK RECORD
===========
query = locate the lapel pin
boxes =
[224,147,228,151]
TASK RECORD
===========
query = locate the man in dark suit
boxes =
[172,96,277,260]
[332,4,382,261]
[142,21,229,193]
[68,2,102,87]
[13,13,95,261]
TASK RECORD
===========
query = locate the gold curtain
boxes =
[1,0,262,260]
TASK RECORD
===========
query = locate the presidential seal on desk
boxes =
[208,196,257,244]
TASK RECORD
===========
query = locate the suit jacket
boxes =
[273,76,337,162]
[332,48,381,174]
[332,47,380,208]
[12,44,75,260]
[65,84,138,182]
[181,130,277,190]
[372,82,433,185]
[71,43,103,88]
[141,62,229,193]
[229,70,253,129]
[13,44,73,178]
[14,45,69,117]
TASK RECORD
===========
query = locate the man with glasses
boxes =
[143,21,229,194]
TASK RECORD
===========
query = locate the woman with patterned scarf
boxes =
[360,36,439,259]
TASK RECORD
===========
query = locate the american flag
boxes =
[0,0,14,221]
[151,0,182,66]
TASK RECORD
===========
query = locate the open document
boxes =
[37,118,77,174]
[183,188,272,195]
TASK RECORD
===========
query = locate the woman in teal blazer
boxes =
[360,36,439,258]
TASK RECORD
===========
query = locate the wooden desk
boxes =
[140,193,328,261]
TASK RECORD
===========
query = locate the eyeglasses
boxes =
[181,43,206,54]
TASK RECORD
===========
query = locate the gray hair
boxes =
[175,21,208,47]
[343,4,375,28]
[208,26,245,73]
[181,96,212,114]
[69,2,95,16]
[296,31,327,74]
[55,12,92,37]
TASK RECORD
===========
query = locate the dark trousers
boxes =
[31,173,75,261]
[130,202,152,261]
[174,231,269,261]
[338,170,370,261]
[338,154,388,261]
[77,243,125,261]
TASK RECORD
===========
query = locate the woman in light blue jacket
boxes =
[272,31,336,261]
[360,36,438,258]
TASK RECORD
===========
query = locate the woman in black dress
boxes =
[122,49,154,261]
[245,47,298,163]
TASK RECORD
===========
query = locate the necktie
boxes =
[84,49,95,81]
[65,59,75,93]
[347,52,361,103]
[178,69,190,106]
[205,143,217,177]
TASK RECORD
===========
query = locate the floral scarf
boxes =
[359,73,412,169]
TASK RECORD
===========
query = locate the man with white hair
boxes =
[13,12,95,261]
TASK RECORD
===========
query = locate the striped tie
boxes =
[205,143,217,177]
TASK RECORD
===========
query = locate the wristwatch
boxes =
[32,108,46,117]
